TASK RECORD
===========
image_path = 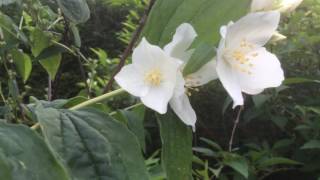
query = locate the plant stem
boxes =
[70,88,126,110]
[48,77,52,101]
[103,0,156,93]
[228,106,244,152]
[31,88,126,130]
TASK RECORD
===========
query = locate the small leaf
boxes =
[284,77,320,85]
[301,140,320,150]
[0,12,27,43]
[200,137,222,151]
[56,0,90,24]
[258,157,301,168]
[39,54,62,80]
[30,28,51,57]
[70,24,81,47]
[223,154,249,178]
[10,49,32,82]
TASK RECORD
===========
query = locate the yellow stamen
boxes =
[144,69,162,86]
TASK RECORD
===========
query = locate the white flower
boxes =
[216,11,285,108]
[115,38,182,114]
[116,23,217,129]
[164,23,218,129]
[251,0,304,13]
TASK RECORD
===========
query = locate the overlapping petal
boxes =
[225,11,280,48]
[164,23,197,63]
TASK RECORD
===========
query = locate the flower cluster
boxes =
[115,1,303,130]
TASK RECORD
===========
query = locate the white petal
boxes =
[216,55,244,108]
[170,94,197,130]
[279,0,304,12]
[115,64,149,97]
[185,59,218,87]
[164,23,197,63]
[141,81,176,114]
[251,0,275,12]
[235,48,284,95]
[132,37,170,71]
[170,73,196,129]
[225,11,280,48]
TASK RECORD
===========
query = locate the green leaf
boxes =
[157,110,193,180]
[142,0,250,73]
[0,0,21,6]
[70,24,81,47]
[0,122,70,180]
[39,54,62,80]
[118,110,146,152]
[183,42,215,75]
[56,0,90,24]
[223,154,249,178]
[31,28,51,57]
[258,157,301,168]
[0,12,27,44]
[284,77,320,85]
[200,137,222,151]
[301,140,320,150]
[10,49,32,83]
[35,107,148,180]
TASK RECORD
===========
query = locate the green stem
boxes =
[70,88,126,110]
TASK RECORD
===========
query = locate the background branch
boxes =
[103,0,156,93]
[229,106,244,152]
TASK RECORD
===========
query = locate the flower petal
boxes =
[115,64,149,97]
[226,11,280,48]
[235,48,284,95]
[164,23,197,63]
[132,37,170,71]
[251,0,274,12]
[169,73,196,129]
[185,59,218,87]
[216,55,244,108]
[170,93,197,130]
[141,81,176,114]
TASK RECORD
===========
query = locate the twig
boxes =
[76,51,91,98]
[229,106,244,152]
[48,77,52,101]
[102,0,156,93]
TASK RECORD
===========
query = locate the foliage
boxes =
[0,0,318,179]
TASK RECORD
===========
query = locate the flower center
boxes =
[223,39,258,75]
[144,69,163,86]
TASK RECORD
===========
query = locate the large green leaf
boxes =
[35,107,148,180]
[142,0,250,74]
[0,122,70,180]
[56,0,90,24]
[11,49,32,83]
[157,110,193,180]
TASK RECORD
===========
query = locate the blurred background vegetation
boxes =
[0,0,319,179]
